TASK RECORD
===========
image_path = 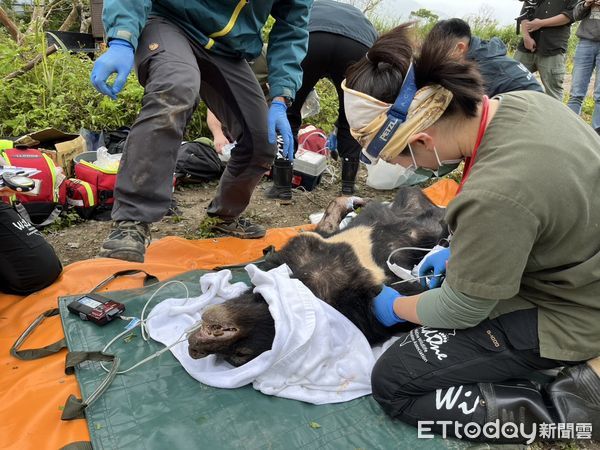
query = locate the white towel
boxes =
[146,264,398,404]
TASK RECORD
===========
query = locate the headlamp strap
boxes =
[363,64,417,163]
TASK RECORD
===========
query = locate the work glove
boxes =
[90,39,135,100]
[418,247,450,289]
[268,100,294,160]
[372,285,406,327]
[326,131,338,160]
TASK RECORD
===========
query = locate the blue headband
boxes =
[360,63,417,165]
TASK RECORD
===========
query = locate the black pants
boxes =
[287,32,368,160]
[372,308,569,438]
[112,17,276,223]
[0,204,62,295]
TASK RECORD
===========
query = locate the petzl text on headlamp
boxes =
[360,64,417,165]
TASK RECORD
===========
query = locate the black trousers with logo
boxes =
[0,204,62,294]
[371,308,568,436]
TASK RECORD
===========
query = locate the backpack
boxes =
[1,147,65,226]
[100,127,130,155]
[174,140,224,184]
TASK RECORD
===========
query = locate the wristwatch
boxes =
[274,96,293,108]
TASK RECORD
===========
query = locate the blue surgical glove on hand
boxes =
[326,132,337,152]
[372,285,406,327]
[418,247,451,289]
[268,100,294,160]
[90,39,134,100]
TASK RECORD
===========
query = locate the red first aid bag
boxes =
[74,159,117,209]
[1,148,64,226]
[65,178,98,219]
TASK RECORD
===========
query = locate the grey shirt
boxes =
[574,1,600,41]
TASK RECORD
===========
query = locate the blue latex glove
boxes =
[418,247,451,289]
[326,132,338,160]
[268,100,294,160]
[372,285,406,327]
[326,132,337,152]
[90,39,134,100]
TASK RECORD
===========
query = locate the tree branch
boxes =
[4,44,59,80]
[59,0,81,31]
[0,6,24,43]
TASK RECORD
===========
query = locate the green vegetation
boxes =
[0,7,591,140]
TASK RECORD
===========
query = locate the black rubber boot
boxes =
[545,362,600,439]
[341,157,359,195]
[265,158,293,203]
[478,380,555,442]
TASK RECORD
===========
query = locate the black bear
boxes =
[188,186,448,366]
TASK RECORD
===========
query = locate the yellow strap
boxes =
[81,181,95,207]
[41,153,58,202]
[79,160,118,175]
[2,152,17,204]
[209,0,248,38]
[70,178,96,207]
[204,38,215,50]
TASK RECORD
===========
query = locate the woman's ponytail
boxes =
[346,22,484,119]
[346,23,414,103]
[415,27,484,118]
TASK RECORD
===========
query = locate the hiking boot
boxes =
[211,217,266,239]
[98,220,151,263]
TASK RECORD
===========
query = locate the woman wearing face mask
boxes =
[342,24,600,442]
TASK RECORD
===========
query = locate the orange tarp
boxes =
[0,182,457,450]
[0,227,309,450]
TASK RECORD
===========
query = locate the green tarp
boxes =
[59,269,501,450]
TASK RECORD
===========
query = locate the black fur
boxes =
[188,187,447,366]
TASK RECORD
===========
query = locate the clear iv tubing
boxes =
[99,280,203,374]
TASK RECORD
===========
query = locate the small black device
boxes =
[0,172,35,192]
[515,0,541,34]
[67,292,126,326]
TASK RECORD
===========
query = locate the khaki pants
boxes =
[514,50,567,101]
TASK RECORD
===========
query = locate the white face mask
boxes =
[408,143,463,178]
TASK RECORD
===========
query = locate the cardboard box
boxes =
[14,128,86,177]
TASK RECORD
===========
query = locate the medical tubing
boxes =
[99,280,201,374]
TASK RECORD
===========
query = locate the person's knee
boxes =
[371,348,415,419]
[144,64,201,115]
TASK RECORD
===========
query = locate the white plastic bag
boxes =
[301,89,321,119]
[219,141,236,163]
[94,146,122,171]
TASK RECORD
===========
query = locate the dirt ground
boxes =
[45,160,397,265]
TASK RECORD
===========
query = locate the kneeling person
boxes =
[0,203,62,294]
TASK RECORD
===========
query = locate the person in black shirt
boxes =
[284,0,379,196]
[0,203,62,295]
[514,0,577,100]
